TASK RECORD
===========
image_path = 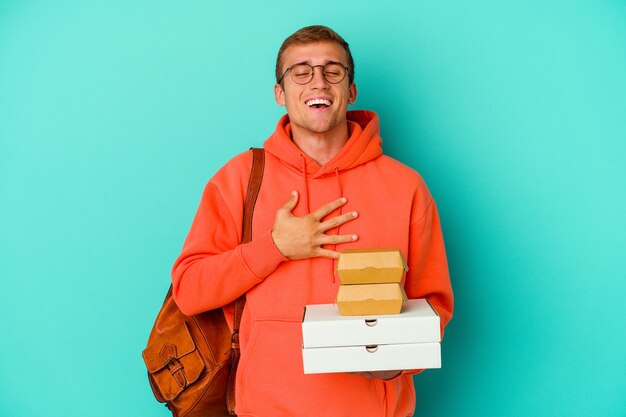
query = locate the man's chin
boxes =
[294,122,333,135]
[303,118,343,135]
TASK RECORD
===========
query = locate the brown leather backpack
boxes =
[142,148,265,417]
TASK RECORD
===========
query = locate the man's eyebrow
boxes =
[291,59,344,67]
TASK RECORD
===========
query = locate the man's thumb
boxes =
[282,190,299,213]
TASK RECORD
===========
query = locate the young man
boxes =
[172,25,453,417]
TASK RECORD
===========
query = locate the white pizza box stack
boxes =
[335,248,409,316]
[301,298,441,374]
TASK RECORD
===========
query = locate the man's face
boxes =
[274,41,357,137]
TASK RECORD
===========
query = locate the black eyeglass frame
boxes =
[277,62,351,85]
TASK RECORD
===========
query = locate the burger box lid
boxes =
[336,248,408,285]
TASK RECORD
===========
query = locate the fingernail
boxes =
[352,234,358,241]
[292,190,298,196]
[352,211,358,218]
[341,197,347,203]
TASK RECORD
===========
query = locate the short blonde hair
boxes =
[275,25,355,84]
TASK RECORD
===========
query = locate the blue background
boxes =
[1,1,624,416]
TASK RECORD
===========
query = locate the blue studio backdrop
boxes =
[0,1,624,416]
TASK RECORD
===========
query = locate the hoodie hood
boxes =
[264,110,383,178]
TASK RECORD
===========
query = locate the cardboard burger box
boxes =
[302,299,441,374]
[336,249,409,316]
[337,248,408,284]
[336,283,407,316]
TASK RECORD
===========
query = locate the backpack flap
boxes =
[142,322,205,401]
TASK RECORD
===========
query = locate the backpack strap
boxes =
[227,147,265,414]
[241,147,265,243]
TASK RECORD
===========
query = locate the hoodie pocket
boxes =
[238,320,301,404]
[236,319,299,414]
[237,319,388,417]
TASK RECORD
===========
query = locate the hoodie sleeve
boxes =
[171,155,287,316]
[389,195,453,380]
[405,197,454,337]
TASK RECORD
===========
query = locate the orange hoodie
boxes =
[172,110,453,417]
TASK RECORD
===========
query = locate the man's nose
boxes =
[310,66,329,88]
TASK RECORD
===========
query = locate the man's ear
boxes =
[274,83,286,106]
[348,83,357,104]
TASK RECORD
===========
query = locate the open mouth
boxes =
[305,98,332,109]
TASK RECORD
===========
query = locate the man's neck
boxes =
[290,123,350,166]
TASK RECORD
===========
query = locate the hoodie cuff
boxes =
[240,229,289,280]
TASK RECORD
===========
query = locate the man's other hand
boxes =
[271,191,358,260]
[351,371,402,380]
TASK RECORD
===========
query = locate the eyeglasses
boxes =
[278,62,350,85]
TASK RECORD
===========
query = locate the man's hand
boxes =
[351,371,402,380]
[272,191,358,260]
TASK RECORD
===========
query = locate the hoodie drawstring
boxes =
[330,167,343,283]
[298,154,311,214]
